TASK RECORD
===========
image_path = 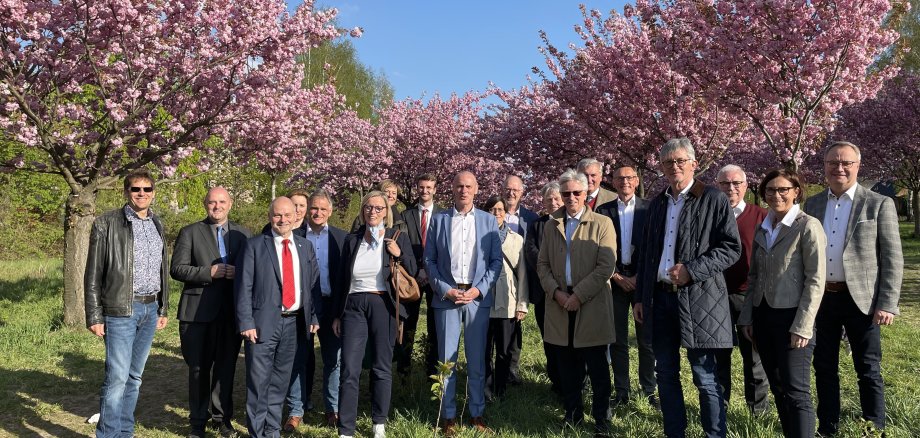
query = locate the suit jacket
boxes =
[234,233,321,341]
[537,207,617,348]
[424,208,503,309]
[588,187,617,210]
[310,225,347,319]
[171,219,251,323]
[508,206,540,239]
[739,210,827,339]
[400,204,444,268]
[332,227,417,320]
[524,214,553,304]
[804,184,903,315]
[596,196,649,274]
[492,230,529,319]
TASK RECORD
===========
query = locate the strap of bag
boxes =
[502,253,518,284]
[390,229,405,344]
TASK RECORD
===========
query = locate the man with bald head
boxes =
[425,171,503,434]
[172,187,252,438]
[235,197,321,438]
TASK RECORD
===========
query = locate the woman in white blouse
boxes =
[739,169,826,438]
[332,191,416,438]
[482,195,528,399]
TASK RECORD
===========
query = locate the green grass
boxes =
[1,225,919,437]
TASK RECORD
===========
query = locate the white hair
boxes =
[717,164,746,182]
[660,137,696,161]
[558,169,588,190]
[577,158,603,173]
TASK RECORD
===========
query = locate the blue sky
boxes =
[288,1,628,101]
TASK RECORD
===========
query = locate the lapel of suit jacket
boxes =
[844,185,868,247]
[196,221,221,262]
[443,208,454,261]
[347,228,363,275]
[753,226,768,252]
[295,236,310,291]
[771,213,802,249]
[263,234,283,285]
[808,189,829,225]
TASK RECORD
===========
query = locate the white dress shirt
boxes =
[273,231,302,311]
[349,238,387,293]
[617,196,636,265]
[732,199,747,219]
[761,204,800,249]
[823,184,858,281]
[657,183,693,283]
[505,207,522,234]
[306,224,331,296]
[565,207,585,287]
[418,203,434,228]
[450,208,477,284]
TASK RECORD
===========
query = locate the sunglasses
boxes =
[129,187,154,193]
[560,190,584,198]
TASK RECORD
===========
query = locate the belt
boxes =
[280,309,303,318]
[825,282,849,293]
[657,281,679,292]
[134,294,156,304]
[456,283,472,291]
[363,291,386,296]
[618,264,635,277]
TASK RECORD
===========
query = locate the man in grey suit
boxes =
[171,187,251,438]
[577,158,617,210]
[804,141,903,436]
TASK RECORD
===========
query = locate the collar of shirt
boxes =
[418,202,433,212]
[828,183,858,201]
[566,207,586,222]
[762,203,800,232]
[124,205,153,222]
[588,188,600,200]
[618,195,636,208]
[271,230,293,243]
[733,199,747,219]
[452,206,475,217]
[307,223,329,236]
[666,181,694,204]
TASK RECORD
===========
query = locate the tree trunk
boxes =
[63,186,97,327]
[913,188,919,238]
[270,173,278,199]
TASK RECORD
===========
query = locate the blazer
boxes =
[491,229,529,319]
[312,225,347,318]
[424,207,503,309]
[537,207,617,348]
[400,204,444,268]
[596,196,649,274]
[234,233,321,341]
[171,219,251,323]
[524,214,553,304]
[738,211,827,339]
[588,187,617,210]
[804,184,903,315]
[331,227,417,320]
[636,179,741,349]
[508,206,540,239]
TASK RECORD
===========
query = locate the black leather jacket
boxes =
[84,206,169,327]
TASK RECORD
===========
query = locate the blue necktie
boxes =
[217,226,228,263]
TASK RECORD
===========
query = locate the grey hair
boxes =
[309,188,334,207]
[558,169,588,190]
[504,174,526,190]
[540,181,560,198]
[826,141,862,161]
[660,137,696,161]
[717,164,746,182]
[576,158,603,173]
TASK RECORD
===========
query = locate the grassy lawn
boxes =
[1,223,918,437]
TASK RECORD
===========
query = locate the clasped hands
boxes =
[446,287,480,305]
[553,288,581,311]
[210,263,236,280]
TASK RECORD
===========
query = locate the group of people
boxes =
[83,137,902,438]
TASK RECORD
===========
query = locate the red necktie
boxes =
[420,208,429,248]
[587,195,596,210]
[281,239,295,309]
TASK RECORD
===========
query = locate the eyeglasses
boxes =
[560,190,584,198]
[504,187,523,194]
[613,176,638,182]
[129,187,154,193]
[718,181,745,188]
[662,158,692,168]
[363,205,386,213]
[825,160,858,169]
[765,186,796,196]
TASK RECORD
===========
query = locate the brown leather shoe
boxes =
[282,416,301,432]
[441,418,459,437]
[324,411,338,428]
[469,416,493,434]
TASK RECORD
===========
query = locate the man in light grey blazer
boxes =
[804,141,903,437]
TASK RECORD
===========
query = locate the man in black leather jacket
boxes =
[84,170,169,438]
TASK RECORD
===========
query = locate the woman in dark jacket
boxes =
[332,190,416,438]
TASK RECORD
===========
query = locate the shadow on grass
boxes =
[0,273,63,305]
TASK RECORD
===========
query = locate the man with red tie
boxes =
[577,158,617,210]
[235,197,321,438]
[399,173,444,377]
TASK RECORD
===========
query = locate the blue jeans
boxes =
[653,289,726,438]
[96,300,159,438]
[316,312,341,413]
[285,309,341,416]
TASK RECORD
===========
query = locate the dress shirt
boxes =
[307,223,332,296]
[617,196,636,265]
[761,204,801,249]
[125,206,163,296]
[418,203,434,226]
[823,184,858,281]
[657,183,693,283]
[505,207,522,234]
[732,199,747,219]
[450,207,478,284]
[272,231,302,311]
[565,207,586,287]
[349,238,387,293]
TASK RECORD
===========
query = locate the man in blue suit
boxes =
[425,171,503,435]
[235,197,320,438]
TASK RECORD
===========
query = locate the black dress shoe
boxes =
[609,395,629,408]
[188,430,206,438]
[647,394,660,410]
[218,422,238,438]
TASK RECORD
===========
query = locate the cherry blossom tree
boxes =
[837,72,920,236]
[0,0,345,325]
[637,0,901,171]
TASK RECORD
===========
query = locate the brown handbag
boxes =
[389,229,420,344]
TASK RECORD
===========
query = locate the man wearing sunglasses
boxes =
[85,170,170,438]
